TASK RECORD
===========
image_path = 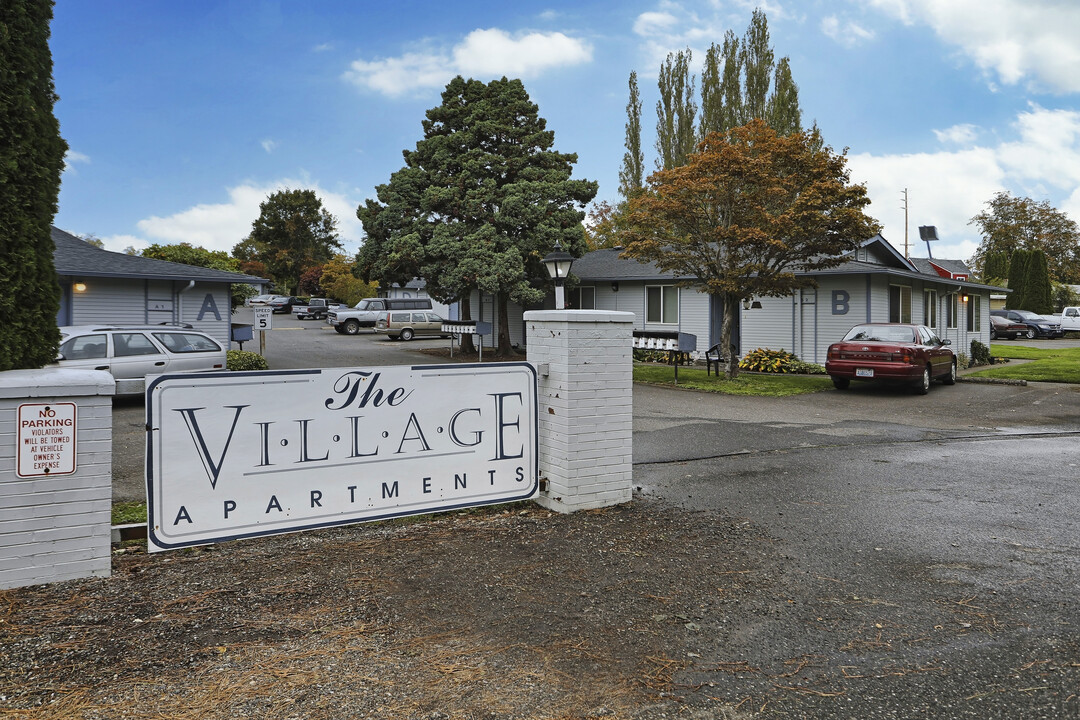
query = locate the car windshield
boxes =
[842,325,916,343]
[1013,310,1043,320]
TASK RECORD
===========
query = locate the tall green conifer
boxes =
[618,71,644,199]
[0,0,66,370]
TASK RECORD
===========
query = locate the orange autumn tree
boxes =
[621,119,880,378]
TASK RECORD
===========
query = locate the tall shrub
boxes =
[0,0,66,370]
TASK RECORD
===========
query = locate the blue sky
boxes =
[51,0,1080,265]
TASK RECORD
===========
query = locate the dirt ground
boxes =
[2,500,783,719]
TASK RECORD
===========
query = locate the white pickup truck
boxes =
[327,297,432,334]
[1058,306,1080,332]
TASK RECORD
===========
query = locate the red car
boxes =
[825,323,957,395]
[989,314,1027,340]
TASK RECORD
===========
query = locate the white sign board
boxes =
[17,402,77,478]
[146,363,537,552]
[253,306,272,330]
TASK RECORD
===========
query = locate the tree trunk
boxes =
[458,295,476,354]
[721,291,740,379]
[495,293,514,356]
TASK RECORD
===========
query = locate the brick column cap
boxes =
[0,368,115,398]
[524,310,635,324]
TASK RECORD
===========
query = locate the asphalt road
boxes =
[107,317,1080,715]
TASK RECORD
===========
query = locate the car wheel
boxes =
[1026,328,1036,339]
[914,366,930,395]
[399,328,415,341]
[942,359,957,385]
[990,328,997,340]
[831,377,850,390]
[343,320,361,335]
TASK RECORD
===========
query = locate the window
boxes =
[923,289,937,328]
[154,332,222,353]
[946,293,958,329]
[646,285,678,324]
[966,294,981,332]
[113,332,159,357]
[568,286,595,309]
[888,285,911,323]
[60,334,107,360]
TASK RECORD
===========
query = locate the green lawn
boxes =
[966,344,1080,383]
[633,363,833,396]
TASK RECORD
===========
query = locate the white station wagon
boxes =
[55,325,227,396]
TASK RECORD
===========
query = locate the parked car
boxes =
[374,311,449,341]
[825,323,956,395]
[989,309,1062,339]
[292,297,330,320]
[328,297,433,335]
[989,314,1027,340]
[268,296,301,314]
[245,294,282,307]
[54,325,227,396]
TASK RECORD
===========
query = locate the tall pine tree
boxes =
[0,0,66,371]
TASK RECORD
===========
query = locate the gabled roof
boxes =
[908,257,970,279]
[854,234,920,272]
[51,226,266,285]
[571,247,696,282]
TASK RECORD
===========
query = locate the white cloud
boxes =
[63,150,90,174]
[343,28,592,97]
[932,123,978,145]
[312,42,333,53]
[100,178,363,256]
[821,15,875,47]
[847,105,1080,261]
[865,0,1080,92]
[261,139,278,153]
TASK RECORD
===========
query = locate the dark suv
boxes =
[990,309,1062,339]
[268,296,301,314]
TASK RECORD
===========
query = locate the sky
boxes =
[50,0,1080,266]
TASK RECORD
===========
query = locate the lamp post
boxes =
[542,242,574,310]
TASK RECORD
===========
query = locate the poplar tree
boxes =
[740,8,774,123]
[655,49,697,170]
[766,57,802,136]
[0,0,66,371]
[618,71,644,199]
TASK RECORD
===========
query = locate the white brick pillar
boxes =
[525,310,634,513]
[0,368,114,589]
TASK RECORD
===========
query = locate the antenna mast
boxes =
[901,188,909,258]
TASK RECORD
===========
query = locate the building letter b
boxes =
[832,290,850,315]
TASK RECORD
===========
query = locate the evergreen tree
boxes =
[0,0,66,371]
[1023,250,1054,314]
[655,49,697,170]
[618,71,644,200]
[1007,249,1031,309]
[358,76,597,355]
[982,250,1009,283]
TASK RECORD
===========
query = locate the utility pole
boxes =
[900,188,909,258]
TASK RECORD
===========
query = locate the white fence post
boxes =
[0,369,114,589]
[525,310,634,513]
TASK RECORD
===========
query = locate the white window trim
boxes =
[646,285,679,325]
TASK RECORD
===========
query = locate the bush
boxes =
[227,350,269,371]
[738,347,801,373]
[970,339,993,367]
[633,349,691,365]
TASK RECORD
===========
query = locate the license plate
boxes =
[855,368,874,378]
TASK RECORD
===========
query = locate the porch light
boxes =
[73,281,87,293]
[542,242,574,310]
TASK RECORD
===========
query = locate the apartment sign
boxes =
[16,403,77,478]
[146,363,538,552]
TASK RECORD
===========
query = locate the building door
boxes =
[709,294,740,356]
